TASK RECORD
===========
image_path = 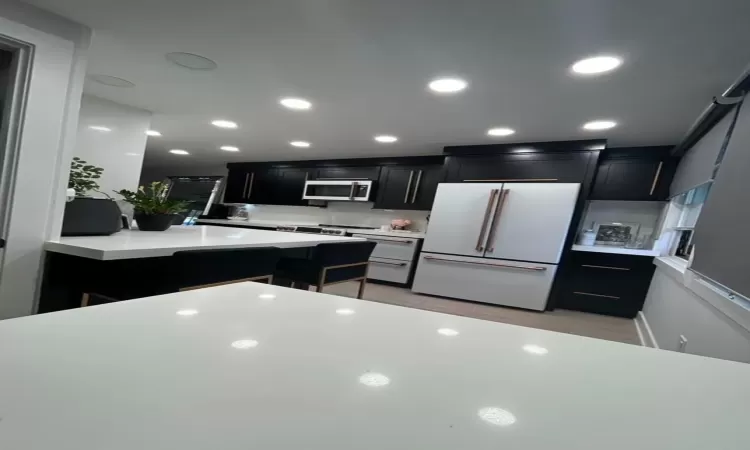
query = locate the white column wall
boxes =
[75,95,151,195]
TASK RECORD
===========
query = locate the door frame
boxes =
[0,16,88,319]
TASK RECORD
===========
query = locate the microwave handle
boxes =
[349,182,357,199]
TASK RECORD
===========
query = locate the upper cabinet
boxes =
[315,165,381,181]
[445,151,594,184]
[374,163,445,211]
[589,147,677,201]
[272,167,317,206]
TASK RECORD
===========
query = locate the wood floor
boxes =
[321,281,642,345]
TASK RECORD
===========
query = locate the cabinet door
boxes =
[422,183,504,257]
[591,159,666,200]
[484,183,580,264]
[275,167,316,206]
[245,170,277,205]
[450,153,588,183]
[374,166,419,210]
[410,165,444,210]
[223,169,251,203]
[316,166,381,180]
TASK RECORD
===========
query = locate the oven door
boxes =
[302,180,372,201]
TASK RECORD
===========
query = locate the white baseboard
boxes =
[637,311,659,349]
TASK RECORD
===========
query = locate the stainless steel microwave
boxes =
[302,180,373,202]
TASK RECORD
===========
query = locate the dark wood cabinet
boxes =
[556,251,656,318]
[446,152,592,184]
[589,147,676,201]
[223,168,254,204]
[374,164,444,210]
[315,165,381,181]
[272,167,317,206]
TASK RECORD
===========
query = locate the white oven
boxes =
[302,180,373,202]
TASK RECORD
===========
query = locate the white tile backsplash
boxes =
[243,202,429,230]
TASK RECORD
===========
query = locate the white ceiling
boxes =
[24,0,750,169]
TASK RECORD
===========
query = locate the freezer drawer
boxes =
[368,257,412,284]
[351,234,419,261]
[411,252,558,311]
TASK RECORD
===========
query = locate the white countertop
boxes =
[44,226,364,260]
[197,218,426,239]
[572,244,661,257]
[2,283,749,450]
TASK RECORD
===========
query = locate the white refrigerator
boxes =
[412,183,580,310]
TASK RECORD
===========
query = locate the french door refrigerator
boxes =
[412,182,580,310]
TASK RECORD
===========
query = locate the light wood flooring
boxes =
[321,281,641,345]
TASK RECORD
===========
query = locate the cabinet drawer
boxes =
[558,290,640,318]
[351,234,419,261]
[412,252,557,311]
[368,257,412,284]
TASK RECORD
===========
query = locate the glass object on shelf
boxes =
[671,182,711,229]
[228,205,250,221]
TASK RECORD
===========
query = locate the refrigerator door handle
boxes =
[423,255,547,271]
[475,189,498,251]
[485,189,509,253]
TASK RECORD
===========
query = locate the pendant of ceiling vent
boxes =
[88,74,135,88]
[165,52,218,71]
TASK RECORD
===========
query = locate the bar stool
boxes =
[274,241,376,298]
[81,247,282,306]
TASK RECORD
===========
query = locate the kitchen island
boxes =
[39,226,363,312]
[2,281,749,450]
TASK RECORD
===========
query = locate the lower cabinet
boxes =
[556,251,656,318]
[352,233,421,285]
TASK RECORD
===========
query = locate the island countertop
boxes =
[1,282,749,450]
[43,225,364,260]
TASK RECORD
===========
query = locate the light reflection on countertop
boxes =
[1,282,749,449]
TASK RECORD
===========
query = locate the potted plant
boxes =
[116,182,190,231]
[62,157,123,236]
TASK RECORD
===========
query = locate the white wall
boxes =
[0,1,91,319]
[75,95,151,195]
[642,262,750,363]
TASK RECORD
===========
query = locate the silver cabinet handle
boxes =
[581,264,630,271]
[573,291,620,299]
[404,171,414,203]
[371,260,407,267]
[475,189,498,251]
[242,174,250,198]
[411,170,423,203]
[246,173,255,199]
[649,162,663,196]
[485,189,508,253]
[424,255,546,271]
[365,237,413,244]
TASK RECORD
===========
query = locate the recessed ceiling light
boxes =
[231,339,259,349]
[176,309,198,316]
[487,127,515,137]
[290,141,311,148]
[146,130,162,137]
[220,146,240,152]
[428,77,468,94]
[358,372,390,387]
[571,56,622,75]
[212,119,238,129]
[374,135,398,143]
[165,52,218,71]
[279,97,312,110]
[583,120,617,131]
[169,149,189,155]
[437,328,459,336]
[89,126,111,132]
[522,344,549,355]
[478,407,517,426]
[87,74,135,88]
[336,308,355,315]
